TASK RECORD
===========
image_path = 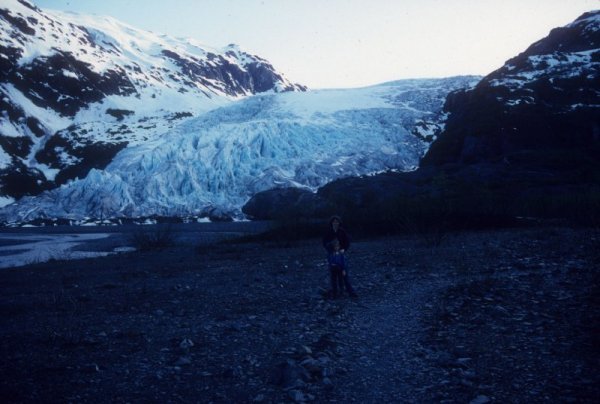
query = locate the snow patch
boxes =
[1,84,70,133]
[0,146,12,169]
[0,195,15,208]
[61,69,79,79]
[31,162,60,181]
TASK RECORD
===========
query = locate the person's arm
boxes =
[340,230,350,251]
[323,235,332,253]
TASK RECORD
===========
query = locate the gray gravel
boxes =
[0,226,597,402]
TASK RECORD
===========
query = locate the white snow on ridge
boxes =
[0,0,298,144]
[0,84,70,135]
[486,11,600,94]
[488,11,599,93]
[61,69,79,79]
[490,49,599,91]
[0,146,11,170]
[567,10,600,30]
[0,195,14,208]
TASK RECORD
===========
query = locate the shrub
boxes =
[513,186,600,228]
[129,224,176,251]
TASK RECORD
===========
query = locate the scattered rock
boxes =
[174,356,192,366]
[288,389,306,402]
[270,360,310,389]
[1,227,597,402]
[470,395,491,404]
[179,338,194,350]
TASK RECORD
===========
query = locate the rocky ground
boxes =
[0,226,598,403]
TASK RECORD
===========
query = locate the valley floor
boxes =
[0,226,598,403]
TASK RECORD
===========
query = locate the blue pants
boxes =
[329,264,354,296]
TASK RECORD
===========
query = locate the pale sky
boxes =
[32,0,599,89]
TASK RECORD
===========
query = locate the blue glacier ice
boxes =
[1,77,480,222]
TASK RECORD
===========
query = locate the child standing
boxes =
[323,216,357,298]
[327,239,347,298]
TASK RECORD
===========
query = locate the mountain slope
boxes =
[421,10,600,166]
[0,76,479,223]
[0,0,304,204]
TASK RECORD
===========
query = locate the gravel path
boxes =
[331,279,450,403]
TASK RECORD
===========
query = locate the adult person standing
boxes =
[322,216,357,298]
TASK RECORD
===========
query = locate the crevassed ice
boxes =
[1,77,479,221]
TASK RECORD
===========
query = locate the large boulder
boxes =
[242,187,333,220]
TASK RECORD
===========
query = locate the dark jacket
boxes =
[322,227,350,254]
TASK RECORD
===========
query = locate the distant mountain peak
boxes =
[0,0,305,203]
[422,10,600,167]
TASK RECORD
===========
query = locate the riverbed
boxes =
[0,221,273,269]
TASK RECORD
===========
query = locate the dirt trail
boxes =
[330,278,450,403]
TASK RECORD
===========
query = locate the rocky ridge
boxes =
[422,10,600,166]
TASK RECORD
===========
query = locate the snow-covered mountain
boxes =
[422,10,600,166]
[0,0,480,223]
[0,76,480,223]
[0,0,304,204]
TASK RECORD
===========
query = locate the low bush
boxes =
[514,186,600,227]
[129,224,176,251]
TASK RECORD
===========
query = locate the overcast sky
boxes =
[33,0,598,89]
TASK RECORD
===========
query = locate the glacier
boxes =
[0,0,304,202]
[0,0,482,224]
[0,76,480,223]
